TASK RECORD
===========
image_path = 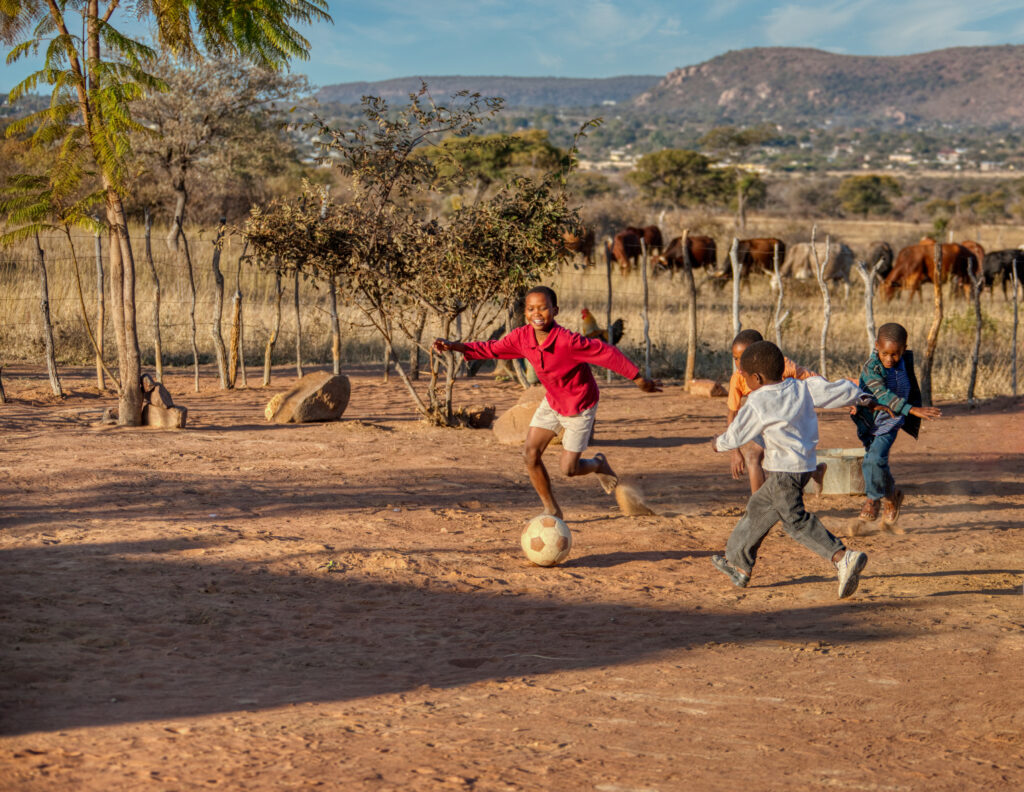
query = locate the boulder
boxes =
[454,404,496,429]
[265,392,285,421]
[142,403,187,429]
[492,402,539,446]
[687,379,727,398]
[268,371,351,424]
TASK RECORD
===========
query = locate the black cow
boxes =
[983,249,1024,299]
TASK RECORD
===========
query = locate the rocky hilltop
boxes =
[634,46,1024,126]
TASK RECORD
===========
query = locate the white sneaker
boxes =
[836,550,868,599]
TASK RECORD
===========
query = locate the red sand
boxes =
[1,364,1022,791]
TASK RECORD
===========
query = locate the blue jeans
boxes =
[857,425,899,501]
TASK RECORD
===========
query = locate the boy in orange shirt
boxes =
[726,329,818,493]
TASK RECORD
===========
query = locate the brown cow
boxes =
[958,240,985,295]
[653,234,717,274]
[561,226,595,268]
[604,231,642,275]
[625,225,664,257]
[714,238,786,280]
[881,242,979,301]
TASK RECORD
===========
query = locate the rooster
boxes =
[581,307,624,345]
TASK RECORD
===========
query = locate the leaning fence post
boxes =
[771,242,788,346]
[811,226,833,378]
[1011,262,1019,396]
[966,266,983,405]
[34,232,62,397]
[640,239,652,379]
[920,241,944,406]
[93,222,105,389]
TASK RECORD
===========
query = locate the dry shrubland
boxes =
[1,213,1020,400]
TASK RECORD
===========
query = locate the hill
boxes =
[634,46,1024,126]
[314,75,661,108]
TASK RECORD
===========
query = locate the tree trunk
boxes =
[228,242,248,389]
[33,233,62,397]
[0,366,6,403]
[681,230,697,385]
[920,242,944,406]
[856,260,882,354]
[167,180,186,251]
[180,231,200,392]
[966,268,983,404]
[106,195,144,426]
[811,228,832,379]
[409,307,426,380]
[729,237,741,340]
[143,208,163,382]
[293,270,303,378]
[328,273,342,376]
[736,182,746,233]
[1012,264,1019,396]
[263,268,283,386]
[640,239,652,379]
[94,226,104,389]
[210,220,229,388]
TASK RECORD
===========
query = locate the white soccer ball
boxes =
[521,514,572,567]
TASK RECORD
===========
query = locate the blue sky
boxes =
[4,0,1024,90]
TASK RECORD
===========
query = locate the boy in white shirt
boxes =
[709,341,885,598]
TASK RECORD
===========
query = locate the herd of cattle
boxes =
[560,225,1024,301]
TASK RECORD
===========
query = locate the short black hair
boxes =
[739,340,785,381]
[877,322,908,347]
[732,329,764,349]
[526,285,558,308]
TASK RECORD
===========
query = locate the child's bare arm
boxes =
[909,405,942,419]
[632,374,662,393]
[433,338,468,353]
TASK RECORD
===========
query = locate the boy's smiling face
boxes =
[876,337,906,369]
[525,292,558,333]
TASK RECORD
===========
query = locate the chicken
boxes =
[581,307,624,345]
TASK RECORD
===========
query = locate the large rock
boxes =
[267,372,351,424]
[142,403,187,429]
[687,379,727,398]
[492,402,540,446]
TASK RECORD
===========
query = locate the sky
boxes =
[4,0,1024,91]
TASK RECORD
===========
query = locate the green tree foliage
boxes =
[837,174,902,218]
[627,149,731,210]
[1,0,331,424]
[243,88,583,425]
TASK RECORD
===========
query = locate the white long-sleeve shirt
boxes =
[715,376,872,473]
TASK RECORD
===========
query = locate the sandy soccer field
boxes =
[1,364,1023,791]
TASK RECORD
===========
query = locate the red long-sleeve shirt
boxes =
[460,323,640,416]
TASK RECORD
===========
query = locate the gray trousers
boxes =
[725,471,845,576]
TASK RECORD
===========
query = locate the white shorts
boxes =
[529,397,597,453]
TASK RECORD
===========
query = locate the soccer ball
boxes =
[520,514,572,567]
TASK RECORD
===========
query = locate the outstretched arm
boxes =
[804,376,878,410]
[434,332,524,360]
[712,403,766,453]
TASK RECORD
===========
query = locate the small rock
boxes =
[687,379,726,398]
[142,404,187,429]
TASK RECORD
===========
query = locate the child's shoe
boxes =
[881,490,904,528]
[836,549,868,598]
[859,499,880,521]
[711,554,750,588]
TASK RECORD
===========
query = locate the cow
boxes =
[625,225,664,257]
[714,238,786,281]
[780,241,855,292]
[560,226,595,268]
[958,240,986,295]
[865,241,894,280]
[652,234,717,274]
[604,231,642,275]
[982,249,1024,299]
[880,242,979,302]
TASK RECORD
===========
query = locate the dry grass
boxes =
[1,218,1021,401]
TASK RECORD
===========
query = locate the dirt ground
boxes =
[1,363,1022,792]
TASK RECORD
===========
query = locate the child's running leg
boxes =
[774,472,846,562]
[560,451,617,493]
[524,427,561,518]
[722,477,783,576]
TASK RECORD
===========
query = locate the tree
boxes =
[243,88,582,425]
[837,174,901,218]
[627,149,731,211]
[699,124,775,231]
[2,0,331,425]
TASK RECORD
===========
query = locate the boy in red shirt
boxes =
[434,286,660,518]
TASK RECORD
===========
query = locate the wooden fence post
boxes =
[729,237,741,340]
[263,264,283,387]
[771,242,788,346]
[34,233,62,396]
[855,258,883,354]
[293,269,303,379]
[1011,262,1019,396]
[228,240,248,388]
[143,208,163,383]
[966,267,983,404]
[810,226,833,378]
[0,366,6,403]
[920,241,944,406]
[605,237,613,384]
[93,223,104,389]
[640,239,652,379]
[210,219,229,388]
[681,229,698,385]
